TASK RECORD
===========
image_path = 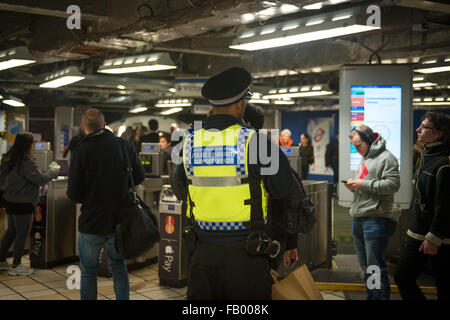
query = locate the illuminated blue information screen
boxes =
[142,145,156,152]
[350,85,402,171]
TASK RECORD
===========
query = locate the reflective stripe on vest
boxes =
[182,124,268,230]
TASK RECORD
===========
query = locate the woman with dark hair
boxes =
[160,132,173,175]
[394,111,450,300]
[299,133,315,180]
[0,133,60,276]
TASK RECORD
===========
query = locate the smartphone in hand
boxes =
[341,180,348,184]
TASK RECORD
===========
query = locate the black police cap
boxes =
[201,67,252,106]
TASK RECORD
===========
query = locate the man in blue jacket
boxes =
[67,108,145,300]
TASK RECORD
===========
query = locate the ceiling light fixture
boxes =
[280,4,299,14]
[249,99,270,104]
[40,67,85,88]
[274,99,295,105]
[327,0,350,4]
[159,107,183,115]
[155,99,192,108]
[230,8,377,51]
[303,2,324,10]
[263,85,333,99]
[412,82,437,88]
[0,47,36,71]
[129,105,148,113]
[2,96,25,107]
[413,97,450,106]
[414,56,450,74]
[98,52,176,74]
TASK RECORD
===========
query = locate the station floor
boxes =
[0,255,345,300]
[0,253,438,300]
[0,197,438,300]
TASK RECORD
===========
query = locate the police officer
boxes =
[171,67,294,300]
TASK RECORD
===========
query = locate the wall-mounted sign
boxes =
[174,78,207,97]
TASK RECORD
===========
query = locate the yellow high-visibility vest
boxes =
[182,124,268,231]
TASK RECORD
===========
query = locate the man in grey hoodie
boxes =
[344,125,400,300]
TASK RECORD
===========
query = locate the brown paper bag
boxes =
[271,264,324,300]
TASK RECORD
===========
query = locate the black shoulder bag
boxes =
[115,140,159,260]
[271,169,316,235]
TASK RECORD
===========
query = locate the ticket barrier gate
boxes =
[31,142,53,172]
[30,177,77,268]
[281,146,302,174]
[296,180,333,270]
[158,185,188,288]
[139,143,164,177]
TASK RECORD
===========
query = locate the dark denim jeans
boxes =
[352,217,397,300]
[0,214,33,266]
[77,232,129,300]
[394,236,450,300]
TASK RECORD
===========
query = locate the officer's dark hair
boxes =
[422,111,450,150]
[148,119,159,131]
[243,104,264,130]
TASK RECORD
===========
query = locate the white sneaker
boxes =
[8,264,34,276]
[0,260,10,271]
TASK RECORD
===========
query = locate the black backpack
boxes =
[270,169,316,235]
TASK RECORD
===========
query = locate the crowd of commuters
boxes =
[0,66,448,302]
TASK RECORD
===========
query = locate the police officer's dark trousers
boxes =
[187,241,272,300]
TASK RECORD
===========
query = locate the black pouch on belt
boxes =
[183,225,198,256]
[244,175,280,258]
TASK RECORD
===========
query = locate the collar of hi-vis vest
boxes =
[183,124,255,186]
[199,114,246,131]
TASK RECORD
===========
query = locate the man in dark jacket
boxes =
[67,108,145,300]
[325,134,339,195]
[136,118,159,153]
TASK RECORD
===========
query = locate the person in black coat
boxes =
[325,134,339,195]
[136,119,160,153]
[67,108,144,300]
[63,129,86,158]
[394,112,450,300]
[299,133,314,180]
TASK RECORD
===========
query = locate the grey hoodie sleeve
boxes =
[361,156,400,195]
[21,159,58,185]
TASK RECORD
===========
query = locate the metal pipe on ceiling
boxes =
[0,3,108,21]
[393,0,450,14]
